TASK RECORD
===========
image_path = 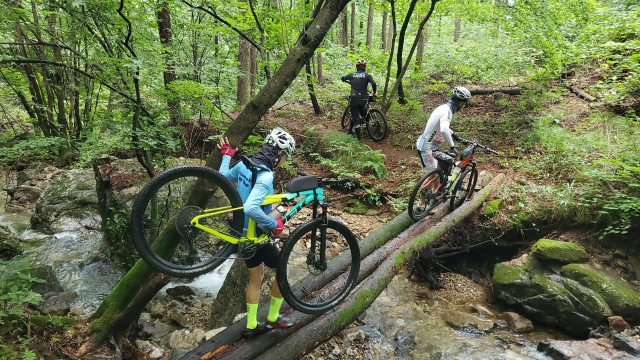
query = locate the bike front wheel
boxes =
[131,166,243,278]
[276,217,360,314]
[450,167,478,211]
[408,169,445,221]
[341,106,351,129]
[366,109,388,142]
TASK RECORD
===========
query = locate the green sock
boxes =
[267,296,284,322]
[246,303,258,329]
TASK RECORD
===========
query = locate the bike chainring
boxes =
[237,241,258,259]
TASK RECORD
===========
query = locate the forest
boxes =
[0,0,639,358]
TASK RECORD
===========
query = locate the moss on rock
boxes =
[343,198,371,215]
[30,315,77,330]
[561,263,640,322]
[531,238,588,263]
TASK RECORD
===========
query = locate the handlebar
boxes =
[457,136,500,155]
[296,171,353,188]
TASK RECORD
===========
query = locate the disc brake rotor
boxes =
[176,206,203,239]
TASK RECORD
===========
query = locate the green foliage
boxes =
[0,260,45,329]
[310,131,387,179]
[0,136,67,165]
[77,131,132,167]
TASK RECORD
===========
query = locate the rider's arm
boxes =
[219,155,239,182]
[368,74,377,93]
[440,120,455,147]
[243,171,278,229]
[341,73,352,82]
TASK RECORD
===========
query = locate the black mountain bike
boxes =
[408,137,498,221]
[340,94,388,142]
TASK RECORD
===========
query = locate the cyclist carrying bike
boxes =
[341,59,378,141]
[416,86,471,178]
[217,128,296,338]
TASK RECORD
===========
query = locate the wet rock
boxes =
[205,327,225,340]
[537,338,636,360]
[441,310,494,332]
[0,234,22,260]
[29,266,64,295]
[12,185,43,204]
[135,340,165,359]
[139,316,170,342]
[183,328,205,346]
[609,316,632,333]
[150,301,167,319]
[170,311,191,328]
[466,303,495,318]
[612,334,640,356]
[16,162,47,186]
[166,285,196,301]
[561,263,640,322]
[393,328,416,356]
[31,169,99,234]
[499,312,533,333]
[39,291,78,316]
[531,239,588,264]
[169,347,192,360]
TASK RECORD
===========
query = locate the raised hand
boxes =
[217,137,238,157]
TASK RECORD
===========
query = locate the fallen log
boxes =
[469,88,521,95]
[256,174,505,360]
[566,84,596,102]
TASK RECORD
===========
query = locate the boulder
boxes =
[561,263,640,322]
[16,162,46,187]
[531,239,588,263]
[499,312,533,333]
[31,169,99,234]
[169,347,192,360]
[166,285,196,301]
[493,257,615,336]
[136,340,165,359]
[38,291,78,316]
[612,333,640,356]
[538,338,636,360]
[0,235,22,260]
[343,198,371,215]
[609,316,632,333]
[440,310,495,332]
[12,185,43,204]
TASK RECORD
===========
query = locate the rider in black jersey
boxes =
[341,59,378,142]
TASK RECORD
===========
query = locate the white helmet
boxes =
[265,127,296,156]
[451,86,471,101]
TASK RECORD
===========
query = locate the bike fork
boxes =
[308,201,328,271]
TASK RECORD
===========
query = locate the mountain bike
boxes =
[340,94,388,142]
[130,157,359,314]
[408,137,498,221]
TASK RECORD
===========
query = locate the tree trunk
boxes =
[454,17,461,42]
[350,2,355,51]
[157,1,182,125]
[237,36,251,108]
[382,1,396,104]
[250,45,258,96]
[31,2,57,134]
[306,60,322,114]
[317,52,323,83]
[182,210,415,359]
[381,11,387,50]
[256,174,505,360]
[386,15,393,53]
[469,88,522,95]
[339,9,348,47]
[84,0,350,351]
[415,27,427,70]
[48,10,69,138]
[394,0,419,105]
[366,5,373,48]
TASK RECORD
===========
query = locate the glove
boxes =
[452,132,461,141]
[273,218,285,236]
[219,143,237,157]
[374,92,379,97]
[450,146,459,158]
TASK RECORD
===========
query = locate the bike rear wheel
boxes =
[276,217,360,314]
[366,109,388,142]
[131,166,243,278]
[341,105,351,129]
[408,169,445,221]
[450,167,478,211]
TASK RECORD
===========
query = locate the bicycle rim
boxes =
[131,166,242,278]
[276,218,360,314]
[366,109,387,142]
[341,106,351,128]
[408,169,444,221]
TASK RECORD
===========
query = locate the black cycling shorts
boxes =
[245,243,280,269]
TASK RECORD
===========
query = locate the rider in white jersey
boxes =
[416,86,471,174]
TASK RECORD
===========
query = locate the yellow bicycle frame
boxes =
[189,188,324,244]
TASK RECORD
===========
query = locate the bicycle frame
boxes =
[189,188,324,244]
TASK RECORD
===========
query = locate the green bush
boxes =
[309,131,387,179]
[0,136,67,165]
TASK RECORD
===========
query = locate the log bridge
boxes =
[182,173,505,360]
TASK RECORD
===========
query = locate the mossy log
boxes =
[469,88,522,95]
[256,174,504,360]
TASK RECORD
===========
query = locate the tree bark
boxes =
[250,45,258,96]
[350,2,355,51]
[454,17,461,42]
[386,14,393,53]
[394,0,420,105]
[565,84,596,102]
[339,9,348,47]
[84,0,350,351]
[469,88,522,95]
[381,11,387,51]
[306,60,322,114]
[256,174,505,360]
[415,27,427,71]
[317,52,323,83]
[382,0,396,103]
[366,5,374,48]
[157,1,182,125]
[237,36,251,108]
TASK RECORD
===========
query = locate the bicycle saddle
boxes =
[286,176,319,193]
